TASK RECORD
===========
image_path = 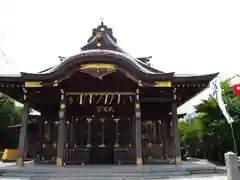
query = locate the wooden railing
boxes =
[64,148,89,164]
[64,147,135,164]
[114,148,135,164]
[41,146,57,161]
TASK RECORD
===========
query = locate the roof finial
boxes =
[100,17,104,26]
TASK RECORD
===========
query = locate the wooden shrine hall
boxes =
[0,22,218,166]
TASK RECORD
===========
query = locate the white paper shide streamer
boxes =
[210,76,234,124]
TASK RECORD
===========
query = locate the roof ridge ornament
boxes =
[100,17,104,26]
[58,56,65,62]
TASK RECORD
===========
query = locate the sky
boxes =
[0,0,240,113]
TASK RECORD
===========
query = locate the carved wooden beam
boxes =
[140,97,173,103]
[153,81,172,87]
[66,92,135,96]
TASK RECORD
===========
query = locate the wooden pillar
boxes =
[69,116,75,149]
[167,119,173,157]
[56,89,66,167]
[132,116,136,148]
[73,117,77,147]
[172,87,181,164]
[135,88,142,165]
[148,121,153,143]
[153,122,156,143]
[160,119,169,158]
[49,120,54,144]
[128,117,132,147]
[161,120,168,158]
[86,118,92,148]
[100,118,105,147]
[114,118,119,147]
[37,116,44,160]
[17,89,29,166]
[158,120,165,157]
[156,121,160,144]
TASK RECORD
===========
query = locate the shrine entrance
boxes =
[65,94,135,164]
[89,118,115,164]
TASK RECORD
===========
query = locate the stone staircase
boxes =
[0,160,226,179]
[1,172,226,180]
[1,172,190,179]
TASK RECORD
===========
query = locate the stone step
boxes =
[1,171,226,179]
[0,166,226,175]
[2,172,190,177]
[0,175,227,180]
[2,172,199,180]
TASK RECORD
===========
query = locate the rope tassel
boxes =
[117,94,121,104]
[96,95,102,104]
[89,94,92,104]
[69,96,73,104]
[104,94,108,104]
[79,94,83,104]
[129,96,132,103]
[108,95,114,105]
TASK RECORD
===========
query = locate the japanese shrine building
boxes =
[0,22,218,166]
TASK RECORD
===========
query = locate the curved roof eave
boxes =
[135,59,163,73]
[21,49,173,81]
[173,72,219,83]
[38,65,56,73]
[0,73,23,82]
[42,50,156,74]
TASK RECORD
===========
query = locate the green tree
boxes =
[0,94,21,128]
[0,94,22,149]
[179,78,240,163]
[179,117,204,157]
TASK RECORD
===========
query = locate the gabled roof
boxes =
[20,49,175,81]
[0,22,218,84]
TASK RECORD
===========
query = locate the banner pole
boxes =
[219,75,238,154]
[230,122,238,154]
